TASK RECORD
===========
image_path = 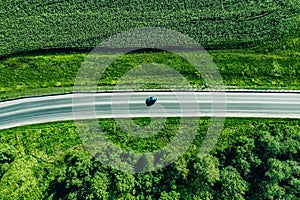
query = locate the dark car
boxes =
[145,96,157,106]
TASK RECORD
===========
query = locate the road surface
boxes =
[0,91,299,130]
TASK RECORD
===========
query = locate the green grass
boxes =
[0,48,299,100]
[0,118,299,199]
[1,0,299,57]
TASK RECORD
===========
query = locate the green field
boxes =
[1,0,299,57]
[0,47,299,100]
[0,0,299,100]
[0,118,299,199]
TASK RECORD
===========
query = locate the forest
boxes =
[0,118,299,199]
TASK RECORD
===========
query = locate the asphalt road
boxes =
[0,91,299,130]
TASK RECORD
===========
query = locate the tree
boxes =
[44,148,110,200]
[0,143,17,178]
[112,172,136,199]
[217,166,248,200]
[159,191,180,200]
[188,155,220,199]
[257,158,300,200]
[89,171,110,199]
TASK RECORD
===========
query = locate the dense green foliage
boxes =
[1,0,299,57]
[0,49,300,100]
[0,118,299,199]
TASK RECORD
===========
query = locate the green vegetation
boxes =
[1,48,299,100]
[1,0,299,57]
[0,0,299,100]
[1,0,300,199]
[0,118,299,199]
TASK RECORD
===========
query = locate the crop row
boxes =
[1,0,299,57]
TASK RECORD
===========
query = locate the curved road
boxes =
[0,91,300,130]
